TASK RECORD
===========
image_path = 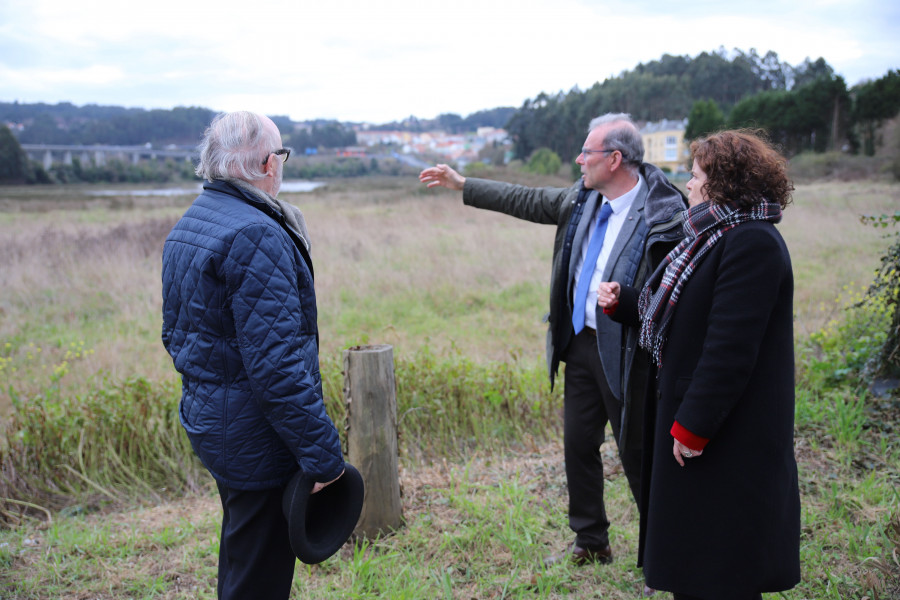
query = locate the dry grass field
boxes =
[1,175,897,415]
[782,179,900,338]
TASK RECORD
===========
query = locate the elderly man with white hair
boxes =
[162,111,344,599]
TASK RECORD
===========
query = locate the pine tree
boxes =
[0,125,30,184]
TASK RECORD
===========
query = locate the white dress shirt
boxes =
[573,174,643,330]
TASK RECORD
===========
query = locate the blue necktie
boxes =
[572,202,613,334]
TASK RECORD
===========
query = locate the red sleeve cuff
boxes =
[602,301,618,315]
[670,420,710,451]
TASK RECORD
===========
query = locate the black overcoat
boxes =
[617,221,801,597]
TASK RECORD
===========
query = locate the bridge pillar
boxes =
[63,151,73,165]
[43,150,52,170]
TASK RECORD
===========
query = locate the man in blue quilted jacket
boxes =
[161,111,345,599]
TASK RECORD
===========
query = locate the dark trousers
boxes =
[563,328,643,549]
[674,594,763,600]
[216,481,296,600]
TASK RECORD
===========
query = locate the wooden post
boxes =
[343,344,403,538]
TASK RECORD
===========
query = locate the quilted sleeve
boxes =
[225,222,345,482]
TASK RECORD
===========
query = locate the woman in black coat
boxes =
[597,130,800,600]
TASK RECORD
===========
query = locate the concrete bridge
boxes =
[21,144,197,170]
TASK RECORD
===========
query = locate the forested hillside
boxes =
[1,104,216,147]
[505,49,899,162]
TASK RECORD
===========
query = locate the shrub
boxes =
[524,147,562,176]
[1,350,560,525]
[321,349,559,462]
[0,376,206,526]
[859,212,900,378]
[463,161,491,177]
[789,151,888,182]
[797,284,890,391]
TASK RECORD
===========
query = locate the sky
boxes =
[1,0,898,124]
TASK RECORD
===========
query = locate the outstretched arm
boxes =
[419,163,466,191]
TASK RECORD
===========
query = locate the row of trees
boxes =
[0,124,201,185]
[503,49,899,163]
[0,102,361,151]
[283,121,357,151]
[687,75,848,154]
[367,107,517,134]
[6,105,216,147]
[851,71,900,155]
[684,69,900,158]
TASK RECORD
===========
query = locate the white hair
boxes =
[195,111,280,182]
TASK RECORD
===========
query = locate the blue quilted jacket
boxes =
[161,180,344,490]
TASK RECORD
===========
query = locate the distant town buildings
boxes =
[640,118,690,173]
[352,118,690,173]
[354,126,511,167]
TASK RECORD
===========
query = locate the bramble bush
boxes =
[858,211,900,378]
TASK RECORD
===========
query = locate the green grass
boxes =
[1,496,220,598]
[1,448,652,599]
[3,441,896,598]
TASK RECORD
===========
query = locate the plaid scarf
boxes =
[638,199,783,365]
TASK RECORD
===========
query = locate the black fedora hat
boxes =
[281,464,365,564]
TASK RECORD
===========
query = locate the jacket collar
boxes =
[638,163,688,225]
[204,179,311,251]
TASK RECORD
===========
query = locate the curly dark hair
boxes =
[690,129,794,209]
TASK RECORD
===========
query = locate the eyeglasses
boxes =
[581,148,617,157]
[263,147,292,165]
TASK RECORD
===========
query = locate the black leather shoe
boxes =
[544,542,613,566]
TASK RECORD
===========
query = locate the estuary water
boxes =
[89,179,326,197]
[0,179,327,214]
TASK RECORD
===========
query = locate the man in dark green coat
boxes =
[420,114,686,568]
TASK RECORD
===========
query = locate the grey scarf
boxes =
[225,177,311,251]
